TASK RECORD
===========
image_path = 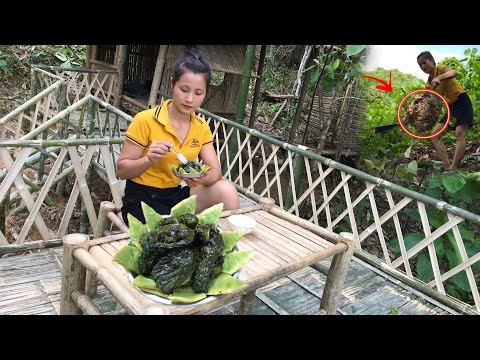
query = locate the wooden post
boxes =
[60,233,89,315]
[0,187,9,241]
[248,45,267,129]
[319,232,356,314]
[148,45,168,109]
[86,201,116,298]
[285,145,307,211]
[113,45,128,109]
[71,290,102,315]
[86,45,92,69]
[238,291,256,314]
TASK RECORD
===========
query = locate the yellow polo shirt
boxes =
[125,99,213,188]
[426,65,465,104]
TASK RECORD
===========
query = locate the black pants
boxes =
[121,180,191,226]
[440,92,474,128]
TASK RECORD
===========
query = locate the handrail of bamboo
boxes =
[33,64,118,75]
[32,67,64,81]
[0,78,65,125]
[193,107,480,226]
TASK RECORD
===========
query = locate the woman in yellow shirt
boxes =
[117,48,239,224]
[417,51,474,170]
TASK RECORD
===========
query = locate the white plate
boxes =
[126,216,239,307]
[173,171,206,179]
[127,265,239,307]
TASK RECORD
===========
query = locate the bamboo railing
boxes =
[32,64,118,106]
[1,66,479,314]
[195,107,480,314]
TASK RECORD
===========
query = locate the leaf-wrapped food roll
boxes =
[137,236,164,276]
[151,248,198,294]
[194,223,211,245]
[176,213,199,229]
[193,245,219,293]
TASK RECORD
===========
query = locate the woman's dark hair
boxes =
[172,48,211,86]
[417,51,435,63]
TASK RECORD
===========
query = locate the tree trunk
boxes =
[113,45,128,109]
[289,48,314,144]
[248,45,267,129]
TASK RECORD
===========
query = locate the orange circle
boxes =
[397,89,450,139]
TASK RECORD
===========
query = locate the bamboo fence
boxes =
[0,66,479,314]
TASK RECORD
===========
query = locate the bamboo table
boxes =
[60,198,357,315]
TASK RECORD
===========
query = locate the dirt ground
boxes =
[5,171,112,243]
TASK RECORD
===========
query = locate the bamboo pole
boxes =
[0,238,63,257]
[319,232,356,314]
[71,290,102,315]
[73,247,167,315]
[238,291,256,315]
[30,67,38,115]
[177,242,346,315]
[107,211,129,234]
[60,233,89,315]
[262,199,340,244]
[0,137,124,148]
[229,45,256,180]
[86,45,92,69]
[248,44,266,129]
[79,102,97,234]
[86,201,117,298]
[33,64,117,75]
[0,187,8,245]
[285,145,307,211]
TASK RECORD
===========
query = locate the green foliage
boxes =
[0,45,22,80]
[31,45,86,67]
[389,307,398,315]
[309,45,367,93]
[358,68,425,159]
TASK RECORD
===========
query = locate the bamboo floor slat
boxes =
[0,247,453,315]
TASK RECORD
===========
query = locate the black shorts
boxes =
[440,92,474,128]
[121,180,191,226]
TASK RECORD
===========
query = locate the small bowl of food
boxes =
[228,214,256,234]
[171,161,210,179]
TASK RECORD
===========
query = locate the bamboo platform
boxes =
[0,246,453,315]
[0,193,455,315]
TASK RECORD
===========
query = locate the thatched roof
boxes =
[197,45,253,76]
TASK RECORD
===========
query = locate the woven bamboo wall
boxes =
[308,93,365,153]
[97,45,160,86]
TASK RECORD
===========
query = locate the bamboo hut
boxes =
[86,45,253,119]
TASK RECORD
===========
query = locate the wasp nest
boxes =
[402,93,443,132]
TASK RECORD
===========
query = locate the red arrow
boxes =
[362,72,392,92]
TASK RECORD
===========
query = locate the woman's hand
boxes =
[146,141,172,165]
[183,175,210,188]
[117,140,172,180]
[431,77,441,88]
